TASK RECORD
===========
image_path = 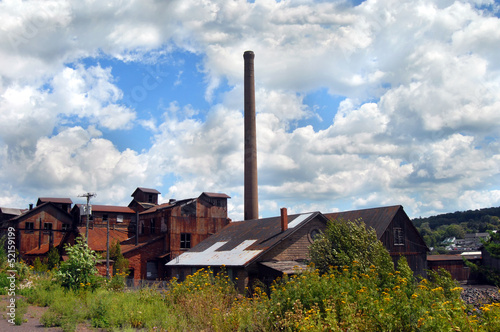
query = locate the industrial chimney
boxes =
[244,50,259,220]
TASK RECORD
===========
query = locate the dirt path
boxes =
[0,296,95,332]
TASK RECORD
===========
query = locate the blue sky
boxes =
[1,0,500,221]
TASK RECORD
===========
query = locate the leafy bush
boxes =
[55,236,100,291]
[309,217,395,283]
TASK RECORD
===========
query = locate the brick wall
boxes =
[261,218,326,262]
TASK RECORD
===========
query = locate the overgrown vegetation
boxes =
[55,236,102,291]
[19,262,500,331]
[309,217,394,281]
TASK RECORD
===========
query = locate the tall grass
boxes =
[23,263,500,331]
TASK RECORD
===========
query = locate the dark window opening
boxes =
[43,223,53,230]
[394,227,404,245]
[103,214,109,221]
[180,233,191,249]
[148,194,153,203]
[25,222,34,233]
[151,219,156,234]
[146,261,158,279]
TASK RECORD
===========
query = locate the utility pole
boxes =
[78,192,96,243]
[106,216,110,279]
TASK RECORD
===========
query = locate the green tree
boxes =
[309,218,394,277]
[47,247,60,270]
[109,240,129,275]
[56,236,100,290]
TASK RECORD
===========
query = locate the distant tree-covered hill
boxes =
[412,207,500,252]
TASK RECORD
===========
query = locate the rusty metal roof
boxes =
[37,197,73,204]
[324,205,403,239]
[77,227,131,252]
[167,212,324,267]
[120,234,165,254]
[201,192,231,199]
[131,187,161,196]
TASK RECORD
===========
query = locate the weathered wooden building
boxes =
[61,191,231,281]
[128,187,161,212]
[71,204,136,235]
[136,192,231,280]
[427,252,482,284]
[325,205,429,277]
[8,202,73,262]
[167,209,328,292]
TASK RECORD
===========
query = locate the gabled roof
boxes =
[10,202,73,223]
[37,197,73,205]
[324,205,403,239]
[74,204,135,214]
[167,212,326,267]
[131,187,161,196]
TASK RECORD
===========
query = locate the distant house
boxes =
[325,205,429,276]
[167,208,328,292]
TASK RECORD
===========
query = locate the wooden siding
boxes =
[378,209,428,277]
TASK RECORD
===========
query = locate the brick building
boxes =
[167,208,328,292]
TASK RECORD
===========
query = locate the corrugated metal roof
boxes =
[324,205,402,239]
[167,212,323,267]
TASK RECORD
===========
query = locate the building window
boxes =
[180,233,191,249]
[394,227,404,245]
[140,221,145,235]
[117,215,123,223]
[148,194,153,203]
[146,261,158,279]
[151,219,156,234]
[103,214,109,222]
[25,222,34,233]
[43,223,53,230]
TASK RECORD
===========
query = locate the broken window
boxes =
[394,227,404,245]
[180,233,191,249]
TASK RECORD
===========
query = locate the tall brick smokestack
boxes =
[244,50,259,220]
